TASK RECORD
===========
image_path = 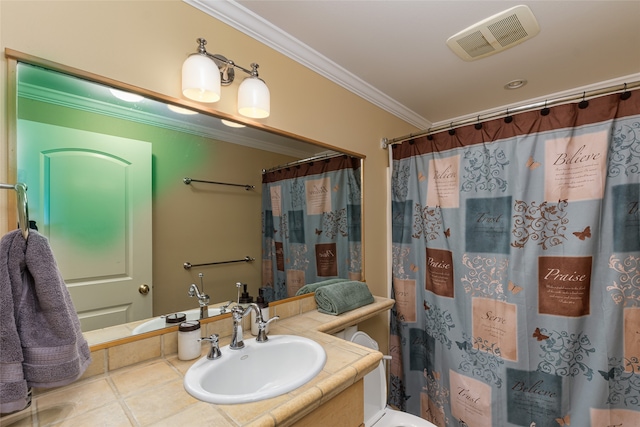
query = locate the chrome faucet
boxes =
[188,273,210,319]
[230,303,262,350]
[200,334,222,360]
[256,316,280,343]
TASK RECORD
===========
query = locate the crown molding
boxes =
[183,0,431,129]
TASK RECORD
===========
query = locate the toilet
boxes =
[350,331,437,427]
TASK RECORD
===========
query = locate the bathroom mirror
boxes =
[7,52,363,345]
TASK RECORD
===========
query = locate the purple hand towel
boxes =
[1,229,91,414]
[0,230,29,414]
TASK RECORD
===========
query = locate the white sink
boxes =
[131,307,222,335]
[184,335,326,404]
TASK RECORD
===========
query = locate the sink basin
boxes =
[184,335,326,404]
[131,307,222,335]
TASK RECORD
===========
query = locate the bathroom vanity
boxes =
[0,294,394,427]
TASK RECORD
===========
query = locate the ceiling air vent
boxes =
[446,5,540,61]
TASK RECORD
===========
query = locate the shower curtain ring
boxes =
[541,100,550,116]
[504,108,513,123]
[579,91,589,109]
[621,83,632,100]
[475,116,483,130]
[427,127,434,140]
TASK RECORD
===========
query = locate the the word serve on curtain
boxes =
[390,91,640,427]
[261,155,362,301]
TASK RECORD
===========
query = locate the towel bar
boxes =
[0,182,29,239]
[183,256,255,270]
[183,177,254,191]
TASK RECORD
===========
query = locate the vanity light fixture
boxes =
[182,38,270,119]
[109,88,144,103]
[220,119,246,128]
[167,104,198,115]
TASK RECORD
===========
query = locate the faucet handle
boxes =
[256,316,280,343]
[200,334,222,360]
[219,300,234,313]
[188,284,197,297]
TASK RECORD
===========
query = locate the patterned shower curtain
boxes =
[389,91,640,427]
[261,155,362,301]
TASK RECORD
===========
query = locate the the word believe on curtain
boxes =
[390,91,640,427]
[261,155,362,301]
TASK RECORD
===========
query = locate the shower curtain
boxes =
[261,155,362,301]
[389,91,640,427]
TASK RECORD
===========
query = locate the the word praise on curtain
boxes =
[261,155,362,301]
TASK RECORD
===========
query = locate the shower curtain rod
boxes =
[382,80,640,147]
[262,152,347,174]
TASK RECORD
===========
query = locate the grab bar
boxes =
[0,182,30,239]
[183,177,254,191]
[183,256,255,270]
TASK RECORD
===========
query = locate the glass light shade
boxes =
[220,119,246,128]
[167,104,198,115]
[182,54,221,103]
[109,88,144,103]
[237,77,270,118]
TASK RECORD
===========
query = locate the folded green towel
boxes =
[295,278,350,296]
[314,281,374,316]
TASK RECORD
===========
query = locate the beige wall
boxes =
[0,1,417,351]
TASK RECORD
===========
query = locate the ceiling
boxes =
[186,0,640,134]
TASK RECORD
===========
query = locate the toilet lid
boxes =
[351,332,435,427]
[351,331,380,350]
[375,409,439,427]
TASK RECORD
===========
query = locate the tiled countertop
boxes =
[1,296,394,427]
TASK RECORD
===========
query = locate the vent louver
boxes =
[446,5,540,61]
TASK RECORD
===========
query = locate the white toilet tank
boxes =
[350,331,437,427]
[350,332,387,423]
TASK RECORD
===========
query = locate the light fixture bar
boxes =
[182,38,270,118]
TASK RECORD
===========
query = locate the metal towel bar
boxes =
[0,182,30,239]
[183,256,255,270]
[183,177,254,191]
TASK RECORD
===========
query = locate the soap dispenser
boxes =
[251,288,270,336]
[238,283,254,307]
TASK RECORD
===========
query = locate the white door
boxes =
[17,120,152,331]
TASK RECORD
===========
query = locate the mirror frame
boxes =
[4,49,366,350]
